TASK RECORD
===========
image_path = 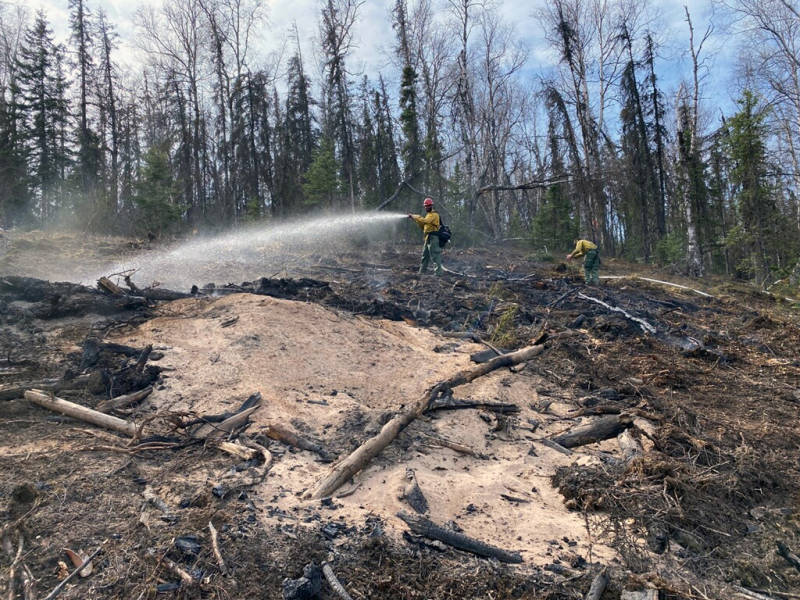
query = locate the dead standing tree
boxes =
[542,0,610,248]
[676,6,713,278]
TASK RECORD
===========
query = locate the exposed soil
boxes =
[1,229,800,600]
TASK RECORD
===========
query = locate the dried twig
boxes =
[161,556,193,586]
[43,540,106,600]
[420,432,488,459]
[208,521,228,576]
[322,561,355,600]
[7,534,23,600]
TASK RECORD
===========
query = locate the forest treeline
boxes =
[0,0,799,286]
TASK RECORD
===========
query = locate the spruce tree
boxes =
[399,65,422,182]
[69,0,101,216]
[303,136,340,208]
[724,90,780,283]
[532,114,575,252]
[0,74,30,225]
[133,143,180,237]
[274,53,315,216]
[16,11,71,224]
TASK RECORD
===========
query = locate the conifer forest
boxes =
[1,0,799,287]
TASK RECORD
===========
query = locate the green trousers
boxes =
[583,249,599,284]
[419,235,443,275]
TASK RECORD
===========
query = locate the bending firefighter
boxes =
[566,239,600,285]
[408,197,443,275]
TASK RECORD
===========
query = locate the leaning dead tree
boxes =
[306,341,546,499]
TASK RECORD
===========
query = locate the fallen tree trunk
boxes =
[577,292,657,334]
[96,386,153,413]
[397,511,522,563]
[1,374,94,401]
[25,389,138,437]
[426,398,520,414]
[601,275,715,299]
[306,343,546,499]
[551,414,632,449]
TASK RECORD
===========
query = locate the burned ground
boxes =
[1,233,800,600]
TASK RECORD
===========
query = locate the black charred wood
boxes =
[397,511,522,563]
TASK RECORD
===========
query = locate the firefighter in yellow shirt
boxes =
[408,197,443,275]
[566,239,600,284]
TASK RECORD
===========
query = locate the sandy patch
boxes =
[116,293,616,565]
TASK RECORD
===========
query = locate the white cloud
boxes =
[10,0,738,116]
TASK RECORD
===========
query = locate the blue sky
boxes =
[16,0,740,120]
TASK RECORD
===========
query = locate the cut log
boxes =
[25,389,137,437]
[584,569,609,600]
[397,511,522,563]
[322,562,354,600]
[96,386,153,413]
[617,429,643,464]
[551,414,632,449]
[307,343,546,499]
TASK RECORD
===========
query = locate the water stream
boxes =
[89,212,408,290]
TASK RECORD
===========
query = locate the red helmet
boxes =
[423,197,434,207]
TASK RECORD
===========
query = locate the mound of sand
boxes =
[116,293,615,564]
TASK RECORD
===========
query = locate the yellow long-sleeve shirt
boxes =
[411,211,440,235]
[568,239,597,259]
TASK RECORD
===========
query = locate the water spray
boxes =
[89,211,409,290]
